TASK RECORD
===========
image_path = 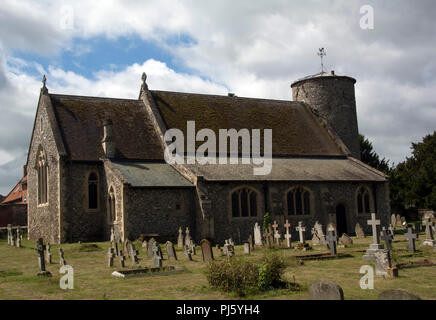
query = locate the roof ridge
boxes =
[49,93,141,102]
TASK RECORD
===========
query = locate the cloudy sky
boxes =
[0,0,435,195]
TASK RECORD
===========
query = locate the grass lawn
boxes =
[0,230,435,300]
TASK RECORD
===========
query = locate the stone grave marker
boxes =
[340,233,353,245]
[404,227,418,252]
[363,213,385,262]
[35,238,51,276]
[148,238,156,258]
[142,240,148,252]
[200,239,213,262]
[355,222,365,238]
[380,227,393,251]
[46,242,52,264]
[244,243,250,255]
[16,228,22,248]
[166,241,177,261]
[284,219,292,248]
[248,234,254,250]
[107,248,115,267]
[273,221,281,246]
[263,227,273,248]
[151,242,162,268]
[184,245,193,261]
[296,221,306,244]
[309,281,344,300]
[7,224,12,246]
[396,214,402,226]
[254,222,262,246]
[177,227,184,248]
[224,240,234,258]
[129,243,140,266]
[118,250,126,268]
[422,217,435,247]
[378,289,421,300]
[185,227,192,247]
[59,248,67,266]
[391,214,397,228]
[326,231,338,255]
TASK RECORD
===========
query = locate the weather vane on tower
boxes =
[317,48,326,73]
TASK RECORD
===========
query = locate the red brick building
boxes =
[0,175,28,227]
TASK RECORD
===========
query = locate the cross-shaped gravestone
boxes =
[284,219,292,248]
[151,242,162,268]
[404,227,418,252]
[46,242,52,264]
[118,250,126,267]
[264,227,273,248]
[107,248,115,267]
[367,213,381,245]
[380,228,393,251]
[59,248,67,266]
[326,231,338,255]
[272,220,279,235]
[296,221,306,244]
[274,228,281,246]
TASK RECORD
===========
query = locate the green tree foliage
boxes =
[262,212,271,233]
[390,131,436,210]
[359,134,392,174]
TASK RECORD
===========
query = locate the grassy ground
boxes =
[0,230,435,300]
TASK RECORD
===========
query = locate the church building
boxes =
[26,71,390,244]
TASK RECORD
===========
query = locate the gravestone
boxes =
[263,227,273,249]
[142,240,148,252]
[118,250,126,267]
[7,224,12,246]
[248,234,254,250]
[224,240,234,258]
[309,281,344,300]
[35,238,51,276]
[110,227,115,242]
[184,245,193,261]
[177,227,184,248]
[391,214,397,228]
[244,243,250,255]
[129,243,140,266]
[326,231,338,255]
[200,239,213,262]
[296,221,306,244]
[107,248,115,267]
[284,219,292,248]
[340,234,353,245]
[311,228,322,245]
[114,241,120,256]
[16,228,22,248]
[355,223,365,238]
[326,223,337,236]
[215,244,223,256]
[166,241,177,261]
[363,213,385,263]
[59,248,67,266]
[254,222,262,246]
[273,228,281,246]
[404,227,418,252]
[185,227,192,247]
[46,242,52,264]
[388,224,395,239]
[380,227,393,251]
[421,217,435,247]
[148,238,156,258]
[373,249,393,277]
[151,242,162,268]
[396,214,402,226]
[378,289,421,300]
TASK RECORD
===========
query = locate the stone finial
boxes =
[140,72,148,93]
[102,118,115,158]
[41,74,48,94]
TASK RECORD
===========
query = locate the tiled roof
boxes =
[185,158,387,182]
[1,176,27,205]
[150,90,346,157]
[110,161,194,187]
[50,94,164,161]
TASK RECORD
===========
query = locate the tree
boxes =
[391,131,436,210]
[359,134,392,175]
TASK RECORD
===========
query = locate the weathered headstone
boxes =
[200,239,213,262]
[373,249,392,276]
[142,240,148,252]
[404,227,418,252]
[309,281,344,300]
[118,250,126,267]
[254,222,262,246]
[184,245,193,261]
[148,238,156,258]
[263,227,273,248]
[16,228,22,248]
[223,240,234,258]
[422,217,435,247]
[128,243,140,266]
[363,213,385,261]
[59,248,67,266]
[35,238,51,276]
[284,219,292,248]
[380,227,393,251]
[107,248,115,267]
[355,222,365,238]
[7,224,12,246]
[326,231,338,255]
[311,228,322,245]
[46,242,52,264]
[151,242,162,268]
[296,221,306,244]
[177,227,184,248]
[378,289,420,300]
[340,233,353,245]
[244,243,250,255]
[166,241,177,261]
[391,214,397,229]
[396,214,402,226]
[185,227,192,247]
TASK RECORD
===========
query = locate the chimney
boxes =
[102,119,115,158]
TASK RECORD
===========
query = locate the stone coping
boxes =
[111,266,183,278]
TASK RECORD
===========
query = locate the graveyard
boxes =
[1,219,435,300]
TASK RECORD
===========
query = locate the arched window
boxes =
[231,187,258,217]
[108,186,116,222]
[37,147,48,205]
[357,186,372,214]
[88,173,98,210]
[287,187,311,216]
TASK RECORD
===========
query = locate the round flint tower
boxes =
[291,71,360,159]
